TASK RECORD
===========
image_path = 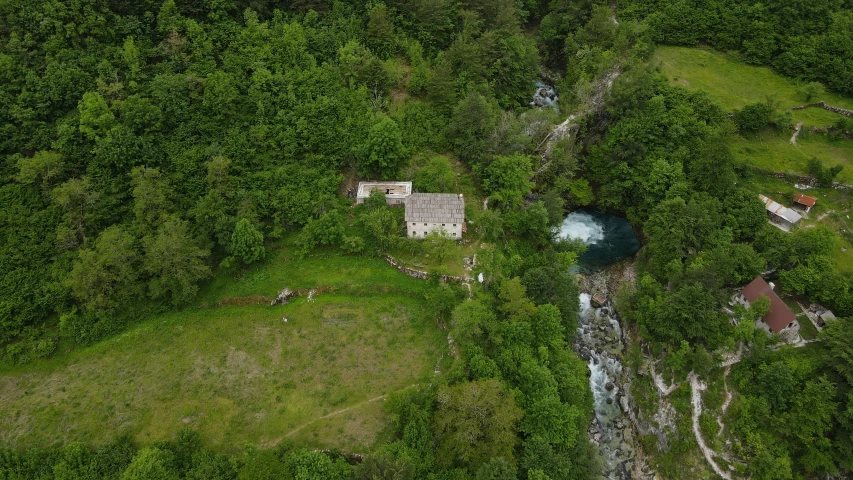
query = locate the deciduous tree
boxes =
[433,378,523,470]
[143,217,211,305]
[231,219,265,265]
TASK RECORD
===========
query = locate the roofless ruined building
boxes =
[356,181,412,206]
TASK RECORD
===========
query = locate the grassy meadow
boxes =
[0,247,447,453]
[731,131,853,184]
[653,46,853,126]
[199,245,431,303]
[653,45,853,270]
[653,46,853,183]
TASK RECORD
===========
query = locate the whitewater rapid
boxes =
[577,293,639,479]
[560,212,606,244]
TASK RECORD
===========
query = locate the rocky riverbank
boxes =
[576,259,657,479]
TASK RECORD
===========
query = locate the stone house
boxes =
[356,181,412,206]
[405,193,465,240]
[733,276,800,339]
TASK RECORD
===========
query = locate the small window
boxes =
[442,224,445,226]
[424,223,427,226]
[452,233,457,237]
[412,222,416,226]
[453,224,457,227]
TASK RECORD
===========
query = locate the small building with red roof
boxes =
[735,276,799,335]
[792,193,818,213]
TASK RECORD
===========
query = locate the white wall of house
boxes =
[407,221,463,240]
[356,196,407,206]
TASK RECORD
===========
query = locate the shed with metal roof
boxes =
[760,194,802,229]
[792,193,818,212]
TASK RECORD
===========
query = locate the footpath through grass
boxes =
[654,46,853,183]
[0,248,446,453]
[731,131,853,184]
[653,46,853,126]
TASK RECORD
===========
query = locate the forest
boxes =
[617,0,853,95]
[1,0,852,479]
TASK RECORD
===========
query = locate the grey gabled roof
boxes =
[405,193,465,223]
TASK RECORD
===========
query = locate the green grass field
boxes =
[0,248,447,453]
[199,245,431,304]
[653,46,853,126]
[654,46,853,183]
[731,131,853,184]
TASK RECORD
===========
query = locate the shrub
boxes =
[340,236,366,254]
[231,219,265,266]
[733,102,775,133]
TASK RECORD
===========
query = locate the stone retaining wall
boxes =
[743,165,853,190]
[791,101,853,118]
[383,254,466,283]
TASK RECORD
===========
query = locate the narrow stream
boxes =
[531,81,559,108]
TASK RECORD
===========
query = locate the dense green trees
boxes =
[730,346,841,478]
[620,0,853,95]
[143,218,211,306]
[8,0,853,478]
[68,225,141,313]
[433,379,523,469]
[0,0,554,354]
[365,116,407,178]
[0,432,360,480]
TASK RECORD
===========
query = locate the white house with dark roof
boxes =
[405,193,465,240]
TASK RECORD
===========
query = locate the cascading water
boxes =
[559,210,641,271]
[560,212,605,244]
[531,82,559,108]
[577,294,643,479]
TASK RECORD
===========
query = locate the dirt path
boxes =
[280,384,421,440]
[817,209,836,221]
[790,121,804,144]
[717,366,732,437]
[689,372,733,480]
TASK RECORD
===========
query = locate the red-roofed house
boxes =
[735,276,800,336]
[792,193,818,213]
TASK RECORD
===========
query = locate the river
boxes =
[577,293,642,479]
[560,210,650,478]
